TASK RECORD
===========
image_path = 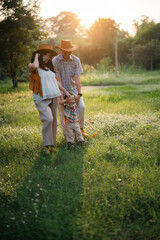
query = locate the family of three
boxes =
[28,40,89,153]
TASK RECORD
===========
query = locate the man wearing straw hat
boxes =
[53,39,89,138]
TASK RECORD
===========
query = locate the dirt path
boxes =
[82,85,112,93]
[82,86,111,89]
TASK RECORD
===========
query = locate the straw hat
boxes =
[55,40,78,52]
[33,43,57,56]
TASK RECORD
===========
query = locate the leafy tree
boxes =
[133,40,160,70]
[86,17,118,65]
[42,11,82,38]
[134,16,160,45]
[132,16,160,69]
[118,31,134,65]
[0,0,42,87]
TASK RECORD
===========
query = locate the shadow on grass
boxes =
[0,142,86,240]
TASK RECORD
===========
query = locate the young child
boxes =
[59,94,85,148]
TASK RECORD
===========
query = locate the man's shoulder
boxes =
[52,54,61,64]
[71,54,80,61]
[71,55,81,65]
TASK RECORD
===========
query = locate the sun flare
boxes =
[40,0,160,35]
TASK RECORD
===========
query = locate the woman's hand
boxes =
[35,53,40,59]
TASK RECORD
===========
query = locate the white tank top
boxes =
[33,68,61,101]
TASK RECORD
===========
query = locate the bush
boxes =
[95,57,114,71]
[82,64,96,73]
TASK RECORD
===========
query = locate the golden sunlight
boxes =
[40,0,160,35]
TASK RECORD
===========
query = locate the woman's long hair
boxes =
[31,52,55,73]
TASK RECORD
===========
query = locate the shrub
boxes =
[82,64,96,73]
[95,57,114,71]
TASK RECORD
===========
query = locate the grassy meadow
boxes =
[0,70,160,240]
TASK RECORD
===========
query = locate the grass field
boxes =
[81,69,160,86]
[0,70,160,240]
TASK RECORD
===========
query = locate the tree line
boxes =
[0,0,160,87]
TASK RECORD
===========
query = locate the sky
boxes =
[40,0,160,36]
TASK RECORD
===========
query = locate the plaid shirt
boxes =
[52,54,83,95]
[64,102,79,122]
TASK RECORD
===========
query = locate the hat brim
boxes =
[33,49,57,56]
[55,45,78,52]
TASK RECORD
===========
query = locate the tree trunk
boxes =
[11,71,18,88]
[132,49,135,69]
[115,32,119,77]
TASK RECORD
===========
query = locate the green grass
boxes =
[81,69,160,86]
[0,71,160,240]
